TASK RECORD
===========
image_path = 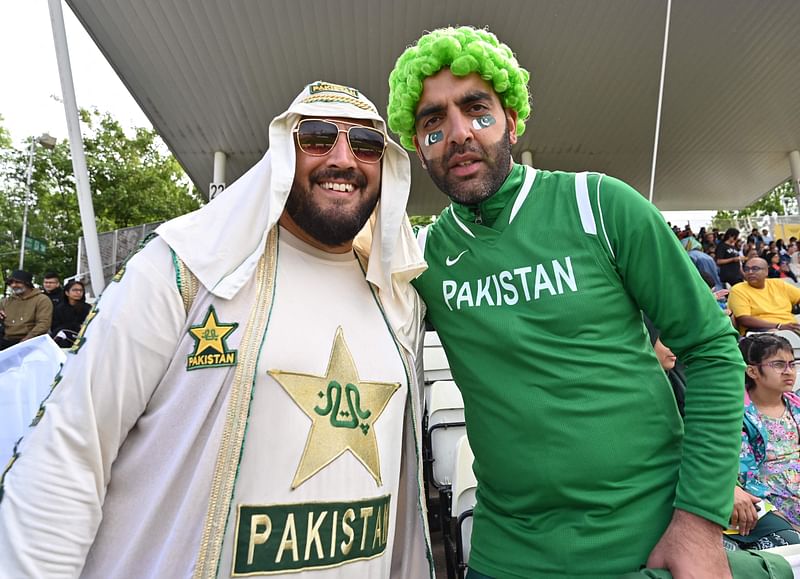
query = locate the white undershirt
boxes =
[217,228,409,578]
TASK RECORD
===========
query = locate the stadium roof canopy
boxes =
[66,0,800,214]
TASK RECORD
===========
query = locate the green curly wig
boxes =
[388,26,531,151]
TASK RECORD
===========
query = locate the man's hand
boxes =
[0,309,5,320]
[778,322,800,334]
[646,509,731,579]
[729,486,760,536]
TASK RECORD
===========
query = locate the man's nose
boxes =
[325,133,358,167]
[448,112,474,146]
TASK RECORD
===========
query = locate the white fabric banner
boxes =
[0,334,65,464]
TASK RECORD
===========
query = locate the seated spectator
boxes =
[644,317,686,416]
[747,228,764,252]
[683,235,723,290]
[760,241,778,260]
[733,334,800,549]
[728,257,800,334]
[0,270,53,351]
[653,337,686,417]
[41,271,62,307]
[698,270,736,327]
[50,279,91,348]
[789,242,800,278]
[702,230,718,252]
[766,252,798,283]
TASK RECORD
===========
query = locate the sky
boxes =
[0,2,714,229]
[0,2,150,145]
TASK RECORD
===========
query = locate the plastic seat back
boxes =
[427,381,465,487]
[424,330,452,383]
[451,435,477,566]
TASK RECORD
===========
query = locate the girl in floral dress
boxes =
[735,334,800,548]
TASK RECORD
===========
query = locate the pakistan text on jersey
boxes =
[442,256,577,311]
[233,496,390,575]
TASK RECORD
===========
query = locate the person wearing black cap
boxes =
[0,269,53,350]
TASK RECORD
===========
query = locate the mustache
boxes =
[443,142,486,164]
[310,168,367,189]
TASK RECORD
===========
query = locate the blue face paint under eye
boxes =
[472,114,496,130]
[424,130,444,147]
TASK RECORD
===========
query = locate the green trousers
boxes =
[465,548,792,578]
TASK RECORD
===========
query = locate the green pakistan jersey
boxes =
[413,164,744,578]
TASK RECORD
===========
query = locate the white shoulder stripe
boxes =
[595,174,616,260]
[449,206,476,238]
[575,172,597,235]
[508,165,537,224]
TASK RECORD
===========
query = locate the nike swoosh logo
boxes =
[446,250,469,266]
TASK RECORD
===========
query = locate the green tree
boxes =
[712,180,796,230]
[0,109,203,281]
[409,214,435,228]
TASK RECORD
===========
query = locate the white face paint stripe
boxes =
[508,165,538,224]
[472,114,496,130]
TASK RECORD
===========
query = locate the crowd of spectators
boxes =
[674,225,800,303]
[0,269,90,351]
[667,223,800,549]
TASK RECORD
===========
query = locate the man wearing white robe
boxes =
[0,82,433,579]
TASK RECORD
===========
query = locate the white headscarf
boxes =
[157,81,426,301]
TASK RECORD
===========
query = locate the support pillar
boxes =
[210,151,227,199]
[790,150,800,210]
[48,0,105,295]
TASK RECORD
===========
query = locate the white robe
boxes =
[0,230,432,578]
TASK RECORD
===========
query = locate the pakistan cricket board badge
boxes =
[186,305,238,370]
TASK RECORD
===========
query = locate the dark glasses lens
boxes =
[295,120,385,163]
[347,127,385,162]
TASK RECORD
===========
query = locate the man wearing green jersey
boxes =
[388,27,744,578]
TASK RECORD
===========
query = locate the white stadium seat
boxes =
[427,380,465,488]
[451,435,477,572]
[762,544,800,577]
[424,330,452,384]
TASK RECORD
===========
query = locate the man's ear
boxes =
[505,107,519,145]
[412,135,428,170]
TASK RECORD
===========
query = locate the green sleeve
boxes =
[593,174,744,527]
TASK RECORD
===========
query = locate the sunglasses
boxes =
[293,118,386,164]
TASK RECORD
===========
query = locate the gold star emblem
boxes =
[269,327,400,489]
[188,306,237,354]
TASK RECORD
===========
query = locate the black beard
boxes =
[425,127,513,206]
[284,168,378,247]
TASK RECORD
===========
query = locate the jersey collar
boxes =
[451,163,526,229]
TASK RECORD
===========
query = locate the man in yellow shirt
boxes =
[728,257,800,334]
